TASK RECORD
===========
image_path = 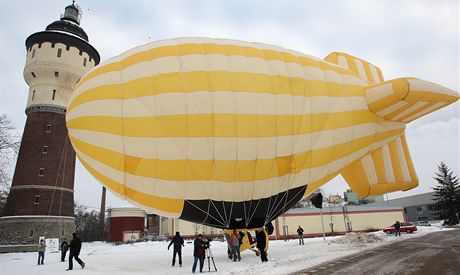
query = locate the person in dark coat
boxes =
[297,226,304,245]
[393,221,401,236]
[61,238,69,262]
[192,234,206,273]
[256,228,268,262]
[67,232,85,271]
[168,231,185,267]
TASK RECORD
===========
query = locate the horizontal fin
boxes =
[324,52,384,84]
[365,78,459,123]
[341,134,418,197]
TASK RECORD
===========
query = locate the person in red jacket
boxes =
[229,229,241,261]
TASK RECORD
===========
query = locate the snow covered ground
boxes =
[0,225,452,275]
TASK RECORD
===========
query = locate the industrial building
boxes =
[368,192,439,223]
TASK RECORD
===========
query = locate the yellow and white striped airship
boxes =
[66,37,458,229]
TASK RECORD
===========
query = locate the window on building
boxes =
[39,168,44,177]
[32,49,36,58]
[62,230,65,236]
[42,146,48,154]
[52,90,56,100]
[29,230,34,237]
[83,58,87,67]
[55,71,59,77]
[46,124,52,133]
[34,196,40,204]
[57,48,62,57]
[31,72,36,78]
[32,90,35,101]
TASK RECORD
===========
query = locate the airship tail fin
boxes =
[341,134,418,197]
[364,78,459,123]
[324,52,384,84]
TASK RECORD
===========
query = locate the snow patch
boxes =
[329,232,384,245]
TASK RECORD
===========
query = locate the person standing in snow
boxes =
[192,234,206,273]
[393,221,401,236]
[37,239,46,265]
[229,229,241,261]
[61,238,69,262]
[297,226,304,245]
[67,232,85,271]
[168,231,185,267]
[256,228,268,262]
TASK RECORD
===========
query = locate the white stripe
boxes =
[67,94,368,120]
[365,83,394,104]
[338,55,349,69]
[75,55,368,98]
[376,101,409,117]
[381,145,395,183]
[69,122,404,161]
[408,79,458,97]
[402,102,447,122]
[390,101,429,121]
[361,154,378,185]
[74,134,403,201]
[353,59,367,80]
[395,138,411,182]
[369,64,382,84]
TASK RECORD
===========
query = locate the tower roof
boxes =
[25,1,100,65]
[46,1,88,41]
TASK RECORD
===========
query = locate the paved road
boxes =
[294,229,460,275]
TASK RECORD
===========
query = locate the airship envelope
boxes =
[66,37,459,229]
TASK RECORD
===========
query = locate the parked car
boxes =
[383,222,417,234]
[416,220,430,226]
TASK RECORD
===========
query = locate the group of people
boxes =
[167,228,270,273]
[37,232,85,271]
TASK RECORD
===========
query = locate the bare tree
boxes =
[0,113,20,207]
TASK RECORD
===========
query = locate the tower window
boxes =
[57,48,62,57]
[46,124,52,133]
[34,196,40,204]
[32,49,36,58]
[52,90,56,100]
[39,168,44,177]
[29,230,34,237]
[55,71,59,77]
[42,146,48,154]
[62,230,65,236]
[32,90,35,101]
[83,58,87,67]
[31,72,36,78]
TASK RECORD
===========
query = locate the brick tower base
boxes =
[0,216,75,253]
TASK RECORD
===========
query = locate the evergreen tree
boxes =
[432,162,460,225]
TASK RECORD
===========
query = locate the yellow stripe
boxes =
[341,160,371,196]
[78,43,356,86]
[362,62,374,84]
[70,71,365,112]
[70,128,404,182]
[388,140,403,182]
[372,149,386,183]
[67,111,380,138]
[400,135,417,182]
[77,156,184,214]
[367,94,402,112]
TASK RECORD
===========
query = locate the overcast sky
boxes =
[0,0,458,210]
